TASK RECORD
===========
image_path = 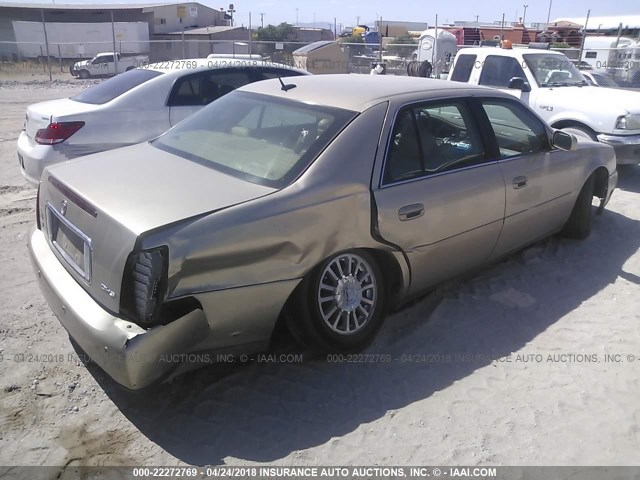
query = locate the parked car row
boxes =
[448,45,640,164]
[18,58,308,185]
[21,55,620,390]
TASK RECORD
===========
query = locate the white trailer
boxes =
[581,36,640,86]
[11,21,150,59]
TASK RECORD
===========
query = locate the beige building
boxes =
[152,26,252,61]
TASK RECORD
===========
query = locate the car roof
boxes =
[238,74,509,112]
[457,47,563,58]
[144,58,309,77]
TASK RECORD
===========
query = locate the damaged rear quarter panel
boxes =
[139,102,394,305]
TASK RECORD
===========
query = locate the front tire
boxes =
[78,69,90,79]
[562,174,595,239]
[287,250,386,352]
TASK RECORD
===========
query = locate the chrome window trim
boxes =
[380,160,499,189]
[46,201,93,284]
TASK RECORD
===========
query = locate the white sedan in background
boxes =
[17,58,309,185]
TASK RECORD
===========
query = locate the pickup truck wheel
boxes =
[562,126,597,141]
[78,70,90,79]
[562,174,595,240]
[287,250,386,353]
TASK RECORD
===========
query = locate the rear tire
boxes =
[286,250,386,353]
[562,174,595,240]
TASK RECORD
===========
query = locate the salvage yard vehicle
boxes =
[70,52,149,79]
[17,59,308,185]
[448,45,640,164]
[580,70,621,88]
[28,75,617,389]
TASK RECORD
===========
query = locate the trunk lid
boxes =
[39,142,276,311]
[25,98,99,139]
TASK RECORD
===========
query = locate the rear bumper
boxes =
[597,133,640,165]
[17,131,67,186]
[28,226,211,390]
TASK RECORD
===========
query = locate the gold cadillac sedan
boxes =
[28,75,617,389]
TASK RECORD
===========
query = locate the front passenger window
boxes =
[481,100,549,158]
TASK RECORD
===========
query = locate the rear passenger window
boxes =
[481,99,549,158]
[383,101,487,185]
[384,110,423,184]
[450,54,477,82]
[168,69,252,106]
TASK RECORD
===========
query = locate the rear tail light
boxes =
[121,248,168,327]
[35,121,85,145]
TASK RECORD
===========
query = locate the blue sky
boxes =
[6,0,640,29]
[208,0,636,27]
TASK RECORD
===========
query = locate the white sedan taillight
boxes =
[35,121,85,145]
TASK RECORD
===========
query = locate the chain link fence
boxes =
[1,39,638,87]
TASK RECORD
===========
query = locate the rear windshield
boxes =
[152,91,357,188]
[71,69,163,105]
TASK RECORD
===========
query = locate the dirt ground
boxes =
[0,79,640,470]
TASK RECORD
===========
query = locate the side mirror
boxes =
[508,76,532,92]
[552,130,578,151]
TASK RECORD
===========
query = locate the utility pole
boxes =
[578,9,590,63]
[356,16,360,26]
[523,5,528,25]
[260,12,265,28]
[500,13,505,40]
[475,15,479,25]
[110,10,118,75]
[228,3,235,27]
[546,0,553,26]
[40,9,52,81]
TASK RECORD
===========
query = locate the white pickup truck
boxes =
[70,52,149,79]
[448,45,640,164]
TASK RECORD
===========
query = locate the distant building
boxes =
[0,2,228,59]
[537,20,583,47]
[153,26,251,60]
[375,20,429,37]
[438,25,541,46]
[552,15,640,38]
[290,27,335,43]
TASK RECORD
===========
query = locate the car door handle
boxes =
[512,176,528,189]
[398,203,424,221]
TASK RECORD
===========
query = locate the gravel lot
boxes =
[1,79,640,470]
